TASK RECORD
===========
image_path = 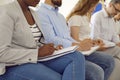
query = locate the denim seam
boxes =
[6,72,33,80]
[73,61,75,80]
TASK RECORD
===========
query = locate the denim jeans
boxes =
[85,52,115,80]
[0,51,85,80]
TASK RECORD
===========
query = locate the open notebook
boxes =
[79,46,99,56]
[103,40,116,48]
[38,46,78,61]
[80,40,116,56]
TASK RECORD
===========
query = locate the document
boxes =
[38,46,78,61]
[80,40,116,56]
[103,40,116,48]
[80,46,99,56]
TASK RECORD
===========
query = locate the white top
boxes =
[115,21,120,35]
[90,8,120,43]
[68,15,91,40]
[30,24,44,46]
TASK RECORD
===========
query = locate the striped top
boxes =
[30,24,44,46]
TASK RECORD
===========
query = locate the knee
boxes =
[71,51,85,62]
[86,61,104,80]
[105,55,115,70]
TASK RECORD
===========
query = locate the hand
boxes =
[97,46,107,51]
[38,43,55,57]
[116,42,120,47]
[114,13,120,21]
[92,39,104,46]
[78,39,92,51]
[55,45,63,50]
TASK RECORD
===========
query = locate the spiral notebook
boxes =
[38,46,78,61]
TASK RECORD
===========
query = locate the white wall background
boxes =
[40,0,79,17]
[0,0,79,17]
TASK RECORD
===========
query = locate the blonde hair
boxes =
[66,0,99,21]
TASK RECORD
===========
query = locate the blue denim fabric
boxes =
[85,52,115,80]
[0,51,85,80]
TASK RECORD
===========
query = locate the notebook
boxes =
[38,46,78,61]
[103,40,116,48]
[80,46,99,56]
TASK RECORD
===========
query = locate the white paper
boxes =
[80,46,99,56]
[38,46,78,61]
[103,40,116,48]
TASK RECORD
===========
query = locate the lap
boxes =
[0,63,61,80]
[41,51,85,73]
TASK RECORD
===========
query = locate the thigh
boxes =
[0,63,61,80]
[85,52,114,69]
[40,51,85,74]
[85,60,104,80]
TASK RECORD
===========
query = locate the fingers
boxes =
[55,45,63,50]
[92,39,104,46]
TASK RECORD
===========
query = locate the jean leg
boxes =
[0,63,61,80]
[85,60,104,80]
[41,51,85,80]
[85,52,115,80]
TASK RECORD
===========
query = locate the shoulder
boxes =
[70,15,82,20]
[92,10,104,19]
[0,1,19,17]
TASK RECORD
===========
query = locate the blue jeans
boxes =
[85,52,115,80]
[0,51,85,80]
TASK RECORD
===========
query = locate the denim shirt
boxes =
[36,3,76,48]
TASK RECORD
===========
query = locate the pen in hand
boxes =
[55,45,63,50]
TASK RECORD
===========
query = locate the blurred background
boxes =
[0,0,79,17]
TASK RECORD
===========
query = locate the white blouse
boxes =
[68,15,91,40]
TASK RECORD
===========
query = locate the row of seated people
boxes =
[0,0,120,80]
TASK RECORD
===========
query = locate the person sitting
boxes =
[0,0,85,80]
[90,0,120,80]
[36,0,115,80]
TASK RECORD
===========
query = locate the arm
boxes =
[37,12,74,48]
[0,11,38,64]
[68,15,81,42]
[111,21,120,44]
[90,14,102,40]
[71,26,81,42]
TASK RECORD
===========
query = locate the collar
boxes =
[102,8,109,18]
[41,3,59,12]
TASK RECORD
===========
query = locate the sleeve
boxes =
[0,10,38,65]
[111,21,120,43]
[37,10,74,48]
[68,15,82,27]
[90,13,102,40]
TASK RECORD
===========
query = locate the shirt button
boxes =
[29,58,32,61]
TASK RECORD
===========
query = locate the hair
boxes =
[111,0,120,4]
[66,0,99,21]
[105,0,120,6]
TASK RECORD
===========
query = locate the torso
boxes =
[23,10,35,25]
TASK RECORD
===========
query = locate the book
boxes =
[103,40,116,48]
[38,46,78,61]
[80,46,99,56]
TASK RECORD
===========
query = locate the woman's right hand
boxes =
[72,39,92,51]
[92,39,104,46]
[38,43,55,57]
[92,39,107,51]
[78,39,92,51]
